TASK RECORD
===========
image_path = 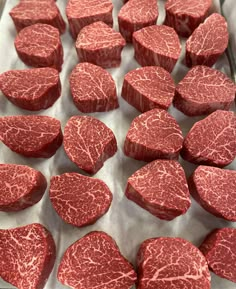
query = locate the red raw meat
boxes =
[124,108,183,161]
[174,65,236,116]
[186,13,228,67]
[10,0,65,34]
[181,110,236,167]
[15,23,63,71]
[0,164,47,212]
[200,228,236,283]
[132,25,181,73]
[189,165,236,221]
[49,172,112,227]
[126,160,191,220]
[66,0,113,39]
[0,115,63,158]
[69,62,118,112]
[63,115,117,174]
[76,21,126,68]
[122,66,175,112]
[0,223,56,289]
[58,231,137,289]
[165,0,212,37]
[118,0,158,42]
[137,237,211,289]
[0,68,61,111]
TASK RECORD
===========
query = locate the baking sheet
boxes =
[0,0,235,288]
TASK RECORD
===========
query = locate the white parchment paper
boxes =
[0,1,235,288]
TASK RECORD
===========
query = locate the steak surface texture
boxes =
[0,223,56,289]
[58,231,137,289]
[49,172,112,227]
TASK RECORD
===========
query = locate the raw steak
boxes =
[124,108,183,161]
[200,228,236,283]
[174,65,236,116]
[186,13,228,67]
[66,0,113,39]
[63,115,117,174]
[0,223,56,289]
[15,23,63,71]
[58,231,137,289]
[189,166,236,221]
[0,115,62,158]
[122,66,175,112]
[69,62,118,112]
[125,160,191,220]
[181,110,236,167]
[0,164,47,212]
[75,21,126,68]
[165,0,212,37]
[118,0,158,42]
[49,172,112,227]
[137,237,211,289]
[10,0,65,34]
[132,25,181,73]
[0,68,61,111]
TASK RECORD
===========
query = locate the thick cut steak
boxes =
[0,223,56,289]
[58,231,137,289]
[0,68,61,111]
[137,237,211,289]
[124,108,183,161]
[15,23,63,71]
[133,25,181,73]
[0,164,47,212]
[126,160,191,220]
[200,228,236,283]
[49,172,112,227]
[181,110,236,167]
[118,0,158,42]
[64,116,117,174]
[186,13,228,67]
[189,166,236,221]
[165,0,212,37]
[66,0,113,39]
[76,21,126,68]
[122,66,175,112]
[174,65,236,116]
[69,62,118,112]
[0,115,62,158]
[10,1,65,33]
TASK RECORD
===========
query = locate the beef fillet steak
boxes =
[69,62,118,112]
[137,237,211,289]
[76,21,126,68]
[181,110,236,167]
[66,0,113,39]
[200,228,236,283]
[132,25,181,73]
[49,172,112,227]
[125,160,191,220]
[0,115,63,158]
[0,223,56,289]
[15,23,63,71]
[63,115,117,174]
[186,13,228,67]
[189,166,236,221]
[118,0,158,42]
[0,68,61,111]
[58,231,137,289]
[124,108,183,161]
[122,66,175,112]
[10,0,65,33]
[174,65,236,116]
